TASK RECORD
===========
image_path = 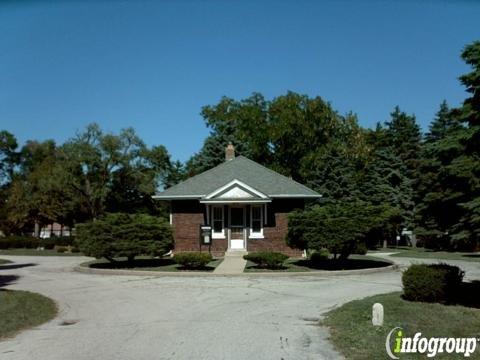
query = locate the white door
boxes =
[229,206,245,250]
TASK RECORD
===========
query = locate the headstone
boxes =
[372,303,384,326]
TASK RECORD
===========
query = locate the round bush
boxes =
[243,251,288,269]
[310,249,330,263]
[173,252,213,269]
[402,263,464,303]
[40,238,56,250]
[353,242,368,255]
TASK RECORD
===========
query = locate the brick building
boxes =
[154,145,321,257]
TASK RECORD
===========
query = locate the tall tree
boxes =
[416,41,480,250]
[425,101,461,143]
[0,130,19,184]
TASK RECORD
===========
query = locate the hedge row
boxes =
[0,236,76,250]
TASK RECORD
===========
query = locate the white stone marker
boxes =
[372,303,384,326]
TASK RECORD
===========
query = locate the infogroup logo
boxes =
[385,327,478,359]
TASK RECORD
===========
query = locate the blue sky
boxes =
[0,0,479,162]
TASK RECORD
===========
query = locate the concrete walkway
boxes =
[213,251,247,274]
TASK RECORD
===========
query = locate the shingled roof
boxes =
[154,156,321,200]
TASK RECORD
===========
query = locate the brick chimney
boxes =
[225,143,235,161]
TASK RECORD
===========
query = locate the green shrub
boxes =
[310,249,330,263]
[56,246,68,253]
[0,236,40,249]
[173,252,213,269]
[402,264,464,303]
[53,236,76,247]
[0,238,13,249]
[244,251,288,269]
[353,242,368,255]
[76,213,173,262]
[40,238,56,250]
[70,247,80,253]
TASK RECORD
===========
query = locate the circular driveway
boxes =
[0,254,477,360]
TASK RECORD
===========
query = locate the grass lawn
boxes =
[0,259,12,265]
[82,256,223,272]
[0,290,57,339]
[0,249,83,256]
[322,292,480,360]
[373,246,480,262]
[244,255,392,272]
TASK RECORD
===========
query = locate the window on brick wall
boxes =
[212,206,224,238]
[250,205,263,238]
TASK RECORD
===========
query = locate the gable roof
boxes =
[154,156,321,200]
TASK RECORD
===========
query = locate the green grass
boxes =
[0,249,83,256]
[82,256,223,272]
[0,290,57,339]
[322,292,480,360]
[376,246,480,262]
[0,259,12,265]
[244,255,392,272]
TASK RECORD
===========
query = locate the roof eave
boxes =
[152,195,204,200]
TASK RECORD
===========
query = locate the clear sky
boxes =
[0,0,479,161]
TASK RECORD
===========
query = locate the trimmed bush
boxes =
[310,248,330,263]
[0,236,39,249]
[52,236,76,247]
[402,263,464,303]
[353,242,368,255]
[173,252,213,269]
[56,246,68,253]
[244,251,288,269]
[76,213,173,262]
[40,238,56,250]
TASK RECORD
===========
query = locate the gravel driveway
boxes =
[0,254,476,360]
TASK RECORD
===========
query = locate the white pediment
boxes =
[217,186,255,198]
[204,179,268,199]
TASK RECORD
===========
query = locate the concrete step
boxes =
[224,251,248,257]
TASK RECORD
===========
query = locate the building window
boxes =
[250,205,263,238]
[212,206,224,238]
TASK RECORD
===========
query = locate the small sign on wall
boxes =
[200,225,212,245]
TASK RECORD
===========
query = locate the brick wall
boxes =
[247,199,303,257]
[171,199,303,257]
[171,200,227,256]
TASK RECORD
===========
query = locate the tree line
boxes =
[1,40,479,251]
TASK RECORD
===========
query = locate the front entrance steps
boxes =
[224,250,248,257]
[213,251,248,274]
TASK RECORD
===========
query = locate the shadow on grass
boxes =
[456,281,480,308]
[462,254,480,258]
[0,263,37,270]
[89,258,176,269]
[293,258,392,271]
[176,265,217,271]
[0,274,20,287]
[245,265,289,271]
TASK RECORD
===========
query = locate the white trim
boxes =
[152,195,204,200]
[169,211,172,225]
[211,205,225,239]
[249,204,264,239]
[204,179,268,199]
[200,199,271,204]
[228,205,247,250]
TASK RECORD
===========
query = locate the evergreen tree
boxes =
[425,101,460,142]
